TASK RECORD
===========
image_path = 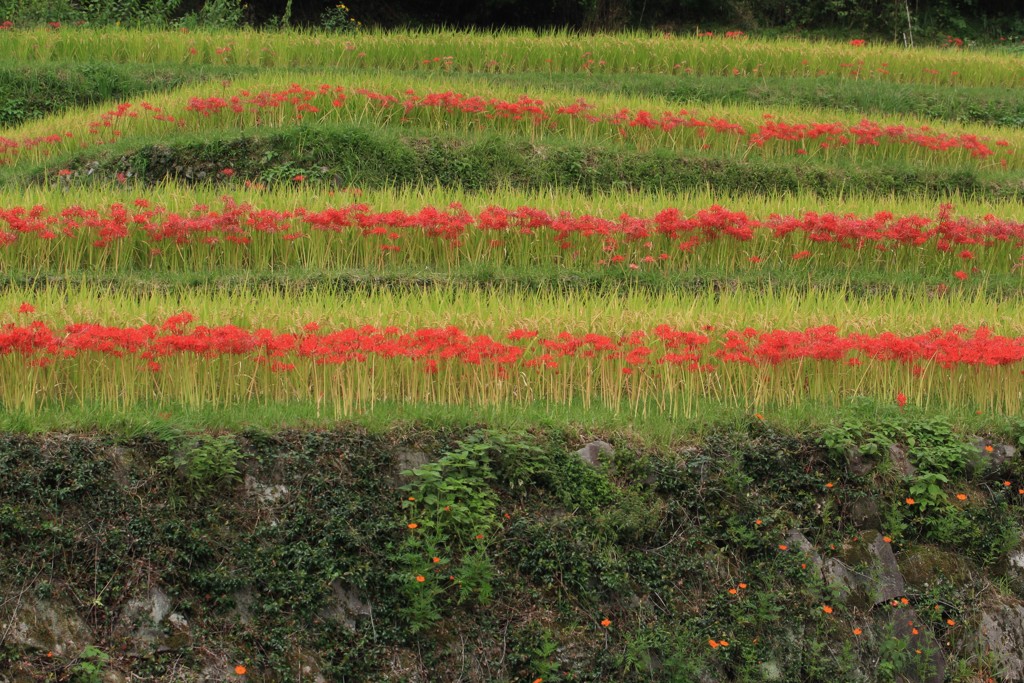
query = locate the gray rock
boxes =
[394,449,431,485]
[887,606,945,683]
[845,446,877,477]
[760,661,783,681]
[229,588,254,625]
[968,438,1017,476]
[1009,547,1024,572]
[119,586,185,653]
[979,602,1024,681]
[888,444,916,477]
[167,613,188,630]
[849,497,882,529]
[320,581,372,630]
[823,530,905,608]
[822,558,861,605]
[243,474,289,504]
[123,586,172,627]
[785,530,822,570]
[0,598,91,655]
[577,440,614,467]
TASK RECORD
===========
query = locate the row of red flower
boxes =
[3,313,1021,373]
[0,199,1017,256]
[0,84,1012,164]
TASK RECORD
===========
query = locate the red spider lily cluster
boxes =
[0,199,1021,273]
[0,84,1013,166]
[2,313,1022,412]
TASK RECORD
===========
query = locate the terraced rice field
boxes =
[2,27,1024,432]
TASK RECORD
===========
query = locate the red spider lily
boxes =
[0,83,1013,166]
[4,318,1024,415]
[3,200,1023,273]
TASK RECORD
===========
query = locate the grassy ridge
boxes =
[5,64,1024,127]
[5,70,1022,172]
[32,126,1017,198]
[1,28,1018,87]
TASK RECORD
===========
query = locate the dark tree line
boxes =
[4,0,1022,38]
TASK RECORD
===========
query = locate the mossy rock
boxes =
[897,544,976,590]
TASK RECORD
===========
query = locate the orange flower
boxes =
[825,482,834,489]
[407,496,415,501]
[754,413,764,421]
[755,519,763,526]
[475,533,484,540]
[912,628,919,635]
[719,640,729,647]
[906,497,915,505]
[46,651,54,658]
[1004,481,1012,487]
[900,597,909,605]
[708,639,719,649]
[738,583,748,589]
[728,588,737,595]
[432,557,440,563]
[234,665,247,676]
[407,523,418,529]
[600,618,612,628]
[822,605,833,614]
[956,493,967,501]
[946,618,956,626]
[415,575,425,583]
[915,649,922,655]
[801,563,807,569]
[852,628,862,636]
[985,445,995,452]
[882,536,892,543]
[778,544,788,551]
[533,679,544,683]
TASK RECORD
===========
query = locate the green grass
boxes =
[9,124,1019,200]
[1,27,1019,87]
[5,69,1022,173]
[0,395,1017,443]
[5,282,1018,334]
[5,63,1024,127]
[4,265,1024,302]
[0,61,242,127]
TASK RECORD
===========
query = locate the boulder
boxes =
[886,606,945,683]
[845,446,878,477]
[576,440,614,467]
[979,602,1024,681]
[823,530,905,608]
[848,497,882,530]
[784,530,822,570]
[320,581,372,630]
[887,444,916,477]
[0,598,91,656]
[968,438,1017,476]
[393,449,431,486]
[898,545,975,590]
[243,474,289,504]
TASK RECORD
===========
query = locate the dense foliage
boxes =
[0,0,1022,40]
